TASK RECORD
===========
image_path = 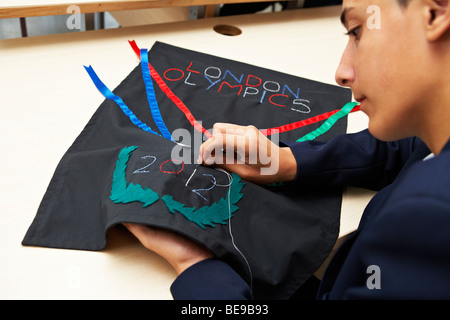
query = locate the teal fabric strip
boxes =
[296,101,358,142]
[162,173,244,229]
[140,49,174,141]
[110,146,160,207]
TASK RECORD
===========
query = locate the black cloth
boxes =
[22,42,351,299]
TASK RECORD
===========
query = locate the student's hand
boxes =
[123,223,213,275]
[198,123,297,184]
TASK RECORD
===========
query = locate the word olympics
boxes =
[162,60,312,114]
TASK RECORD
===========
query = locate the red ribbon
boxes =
[260,105,360,136]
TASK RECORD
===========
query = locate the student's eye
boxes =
[345,26,361,38]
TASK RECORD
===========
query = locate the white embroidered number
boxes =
[133,155,157,174]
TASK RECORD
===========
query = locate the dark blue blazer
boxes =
[171,130,450,299]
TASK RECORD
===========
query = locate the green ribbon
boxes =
[296,101,358,142]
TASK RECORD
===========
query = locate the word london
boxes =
[162,61,312,114]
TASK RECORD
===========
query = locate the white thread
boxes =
[133,155,156,174]
[192,174,216,201]
[186,167,218,201]
[214,168,233,187]
[215,168,253,293]
[187,166,253,291]
[174,141,191,148]
[185,167,198,187]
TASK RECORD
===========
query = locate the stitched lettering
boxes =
[159,159,184,174]
[223,70,244,83]
[110,146,246,229]
[246,74,262,87]
[186,61,200,74]
[292,99,311,113]
[219,82,243,96]
[164,68,184,81]
[263,81,280,92]
[160,62,310,114]
[269,94,288,107]
[204,66,221,78]
[184,72,196,86]
[191,174,217,201]
[133,155,157,174]
[282,84,300,99]
[243,86,259,98]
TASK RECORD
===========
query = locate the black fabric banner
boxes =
[23,42,352,299]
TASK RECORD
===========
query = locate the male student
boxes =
[124,0,450,299]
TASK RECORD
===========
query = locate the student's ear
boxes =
[424,0,450,42]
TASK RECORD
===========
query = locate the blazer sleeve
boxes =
[337,196,450,299]
[282,130,422,190]
[170,259,253,300]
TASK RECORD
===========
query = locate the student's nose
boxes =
[335,46,355,87]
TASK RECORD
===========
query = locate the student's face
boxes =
[336,0,431,141]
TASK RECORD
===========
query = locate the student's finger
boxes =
[200,124,264,164]
[218,125,261,154]
[199,133,250,165]
[212,123,248,136]
[210,123,261,144]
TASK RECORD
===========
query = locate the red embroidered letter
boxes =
[163,68,184,81]
[219,82,243,96]
[269,94,288,107]
[246,75,262,87]
[186,61,200,74]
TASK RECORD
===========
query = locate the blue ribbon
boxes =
[84,65,161,137]
[140,49,173,141]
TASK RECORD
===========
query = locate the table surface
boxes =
[0,5,375,299]
[0,0,278,19]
